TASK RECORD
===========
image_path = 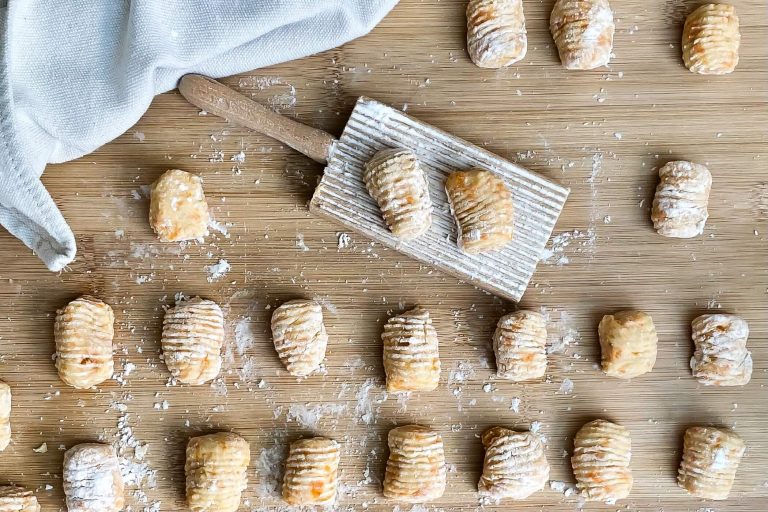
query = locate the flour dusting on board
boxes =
[205,259,230,282]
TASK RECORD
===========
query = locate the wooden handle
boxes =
[178,74,336,164]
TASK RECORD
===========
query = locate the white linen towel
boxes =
[0,0,398,271]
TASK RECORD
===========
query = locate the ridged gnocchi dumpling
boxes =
[651,161,712,238]
[682,4,740,75]
[598,310,658,379]
[478,427,549,500]
[691,314,752,386]
[161,297,224,385]
[0,382,10,451]
[149,169,209,242]
[445,169,514,254]
[271,299,328,377]
[54,296,115,389]
[550,0,614,70]
[364,149,433,240]
[0,486,40,512]
[382,307,440,392]
[678,426,745,500]
[282,437,340,505]
[383,425,446,503]
[492,310,547,381]
[63,443,125,512]
[571,419,633,502]
[186,432,250,512]
[467,0,527,68]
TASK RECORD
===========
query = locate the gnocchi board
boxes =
[309,96,570,303]
[0,0,766,511]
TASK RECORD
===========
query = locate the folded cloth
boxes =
[0,0,398,271]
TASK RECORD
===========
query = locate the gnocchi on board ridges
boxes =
[466,0,527,68]
[185,432,250,512]
[382,307,441,392]
[271,299,328,377]
[282,437,341,505]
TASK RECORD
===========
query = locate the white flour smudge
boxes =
[205,259,231,282]
[337,232,352,250]
[295,234,309,252]
[539,229,596,266]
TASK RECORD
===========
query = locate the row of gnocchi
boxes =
[0,419,745,511]
[468,0,741,75]
[50,295,752,392]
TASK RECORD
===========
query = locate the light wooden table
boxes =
[0,1,766,510]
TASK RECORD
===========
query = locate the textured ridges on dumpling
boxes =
[691,314,752,386]
[550,0,614,70]
[571,419,633,502]
[54,295,115,389]
[271,299,328,377]
[598,310,658,379]
[678,426,745,500]
[478,427,549,500]
[63,443,125,512]
[185,432,250,512]
[445,169,514,254]
[493,310,547,381]
[382,307,441,392]
[364,148,433,240]
[0,486,40,512]
[149,169,209,242]
[467,0,527,68]
[282,437,340,505]
[161,297,224,385]
[682,4,740,75]
[651,161,712,238]
[384,425,446,503]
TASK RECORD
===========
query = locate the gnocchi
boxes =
[678,426,745,500]
[282,437,340,505]
[682,4,740,75]
[550,0,614,70]
[492,310,547,381]
[186,432,250,512]
[651,161,712,238]
[383,425,446,503]
[149,169,209,242]
[0,486,39,512]
[382,307,440,392]
[0,382,10,451]
[63,443,125,512]
[598,310,658,379]
[572,419,633,502]
[691,314,752,386]
[271,299,328,377]
[364,148,433,240]
[467,0,527,68]
[445,169,514,254]
[54,296,115,389]
[161,297,224,385]
[478,426,549,500]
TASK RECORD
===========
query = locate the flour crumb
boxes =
[33,443,48,453]
[205,259,231,282]
[510,397,521,413]
[337,232,352,250]
[557,378,574,395]
[295,234,309,252]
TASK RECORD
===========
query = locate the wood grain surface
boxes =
[0,1,766,510]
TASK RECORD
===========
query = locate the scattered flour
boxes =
[295,234,309,252]
[205,259,231,282]
[557,378,574,395]
[355,378,385,425]
[234,317,255,356]
[337,232,352,249]
[541,308,581,355]
[286,403,347,429]
[540,229,596,266]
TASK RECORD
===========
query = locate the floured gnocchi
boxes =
[492,310,547,381]
[550,0,614,70]
[678,426,745,500]
[651,161,712,238]
[682,4,740,75]
[0,382,10,451]
[186,432,250,512]
[383,425,446,503]
[63,443,125,512]
[0,486,39,512]
[282,437,340,505]
[382,307,440,392]
[691,314,752,386]
[149,169,209,242]
[467,0,527,68]
[271,299,328,377]
[572,419,633,502]
[478,426,549,500]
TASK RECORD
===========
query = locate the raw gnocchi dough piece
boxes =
[364,148,433,240]
[282,437,340,505]
[161,297,224,385]
[550,0,614,70]
[271,299,328,377]
[651,161,712,238]
[0,486,40,512]
[691,314,752,386]
[149,169,209,242]
[383,425,446,503]
[598,310,658,379]
[445,169,514,254]
[63,443,125,512]
[186,432,250,512]
[467,0,527,68]
[682,4,740,75]
[382,307,440,392]
[478,426,549,500]
[678,426,745,500]
[54,296,115,389]
[493,310,547,381]
[0,382,10,451]
[571,419,633,502]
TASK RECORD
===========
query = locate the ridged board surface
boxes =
[310,97,569,302]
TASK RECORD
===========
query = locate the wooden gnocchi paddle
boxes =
[179,74,569,302]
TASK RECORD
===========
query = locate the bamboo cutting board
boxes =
[0,1,766,511]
